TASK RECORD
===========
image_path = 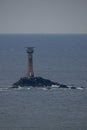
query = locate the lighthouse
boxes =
[26,47,34,78]
[12,47,64,88]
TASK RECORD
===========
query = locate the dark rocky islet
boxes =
[11,76,85,90]
[12,76,69,89]
[12,76,59,88]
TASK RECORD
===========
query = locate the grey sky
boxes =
[0,0,87,34]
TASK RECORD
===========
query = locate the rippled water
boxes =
[0,88,87,130]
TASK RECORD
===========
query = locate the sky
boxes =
[0,0,87,34]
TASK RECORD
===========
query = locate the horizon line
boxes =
[0,33,87,35]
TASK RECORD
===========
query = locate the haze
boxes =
[0,0,87,34]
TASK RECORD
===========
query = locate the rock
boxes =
[70,86,76,89]
[59,84,69,88]
[12,76,59,88]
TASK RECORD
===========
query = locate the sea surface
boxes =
[0,34,87,130]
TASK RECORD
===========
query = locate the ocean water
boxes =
[0,34,87,130]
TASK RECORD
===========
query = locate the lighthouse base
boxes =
[12,77,58,88]
[11,76,69,89]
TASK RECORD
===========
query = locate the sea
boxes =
[0,34,87,130]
